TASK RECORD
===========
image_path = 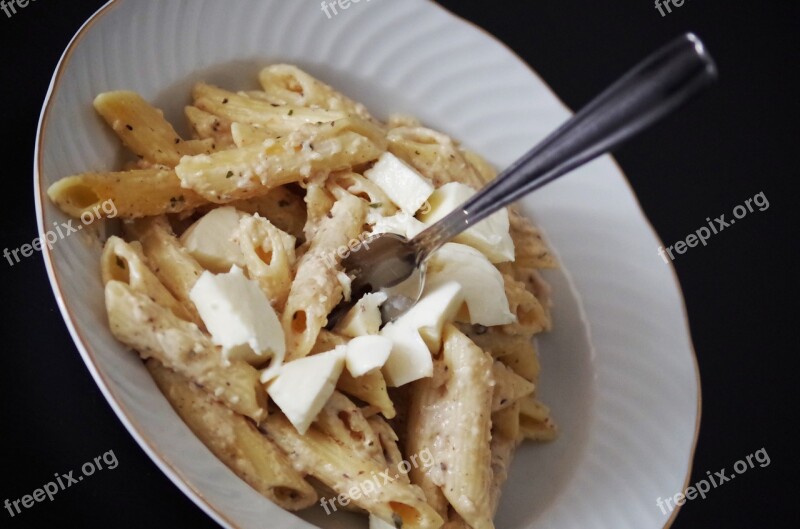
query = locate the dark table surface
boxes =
[1,1,796,528]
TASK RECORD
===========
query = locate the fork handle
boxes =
[412,33,717,262]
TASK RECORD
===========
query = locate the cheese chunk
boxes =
[426,243,516,326]
[393,280,465,353]
[180,206,247,273]
[336,291,388,337]
[267,347,346,434]
[189,266,285,367]
[369,211,427,240]
[381,281,463,387]
[365,152,434,215]
[345,335,393,377]
[418,182,514,263]
[380,323,431,388]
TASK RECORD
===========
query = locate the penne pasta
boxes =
[93,91,195,167]
[407,325,496,529]
[231,121,281,148]
[328,171,398,217]
[508,209,557,269]
[184,105,235,149]
[501,273,552,336]
[491,360,536,412]
[100,236,194,323]
[226,186,307,242]
[282,193,367,361]
[498,341,541,383]
[193,82,347,132]
[368,415,410,485]
[487,406,522,516]
[314,392,386,467]
[125,216,206,325]
[338,369,396,420]
[235,214,296,309]
[147,359,316,510]
[175,117,386,203]
[302,180,336,241]
[105,281,266,422]
[462,149,498,185]
[455,324,535,359]
[387,126,485,188]
[263,412,444,529]
[519,397,558,442]
[47,167,206,219]
[258,64,377,123]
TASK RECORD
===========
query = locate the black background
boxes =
[1,0,796,527]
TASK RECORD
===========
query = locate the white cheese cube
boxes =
[418,182,514,263]
[426,243,516,326]
[370,211,427,240]
[180,207,247,273]
[365,153,434,215]
[267,348,346,434]
[336,291,388,337]
[392,280,465,353]
[345,335,393,377]
[380,281,464,387]
[380,322,432,387]
[189,266,285,366]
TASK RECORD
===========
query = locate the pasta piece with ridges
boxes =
[489,404,521,516]
[282,193,367,361]
[193,82,347,132]
[93,91,195,167]
[47,167,206,219]
[314,392,387,468]
[224,186,307,242]
[104,280,266,422]
[258,64,378,123]
[146,359,316,510]
[100,236,194,323]
[387,126,484,188]
[491,360,535,412]
[125,216,206,325]
[235,215,296,309]
[368,416,410,485]
[508,209,557,269]
[176,117,386,203]
[406,324,495,529]
[263,413,444,529]
[501,273,552,336]
[519,396,558,442]
[185,105,235,149]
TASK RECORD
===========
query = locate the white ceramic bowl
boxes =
[35,1,700,528]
